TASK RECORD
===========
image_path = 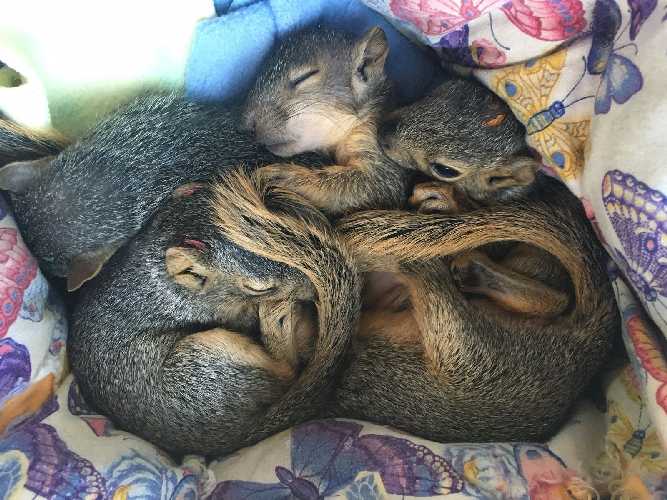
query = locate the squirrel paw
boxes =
[257,163,313,186]
[408,182,460,214]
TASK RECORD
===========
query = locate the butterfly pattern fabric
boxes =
[388,0,587,40]
[488,48,591,183]
[209,420,591,499]
[587,0,644,114]
[602,170,667,327]
[212,420,463,499]
[0,228,38,338]
[2,0,667,497]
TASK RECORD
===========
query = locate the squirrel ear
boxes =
[353,26,389,86]
[172,182,206,199]
[0,156,53,193]
[67,241,126,292]
[479,158,539,192]
[165,247,212,291]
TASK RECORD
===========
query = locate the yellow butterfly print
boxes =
[492,49,591,182]
[606,401,667,474]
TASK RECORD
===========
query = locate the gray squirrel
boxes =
[331,173,619,442]
[242,26,411,215]
[69,172,361,457]
[0,94,324,290]
[380,77,540,204]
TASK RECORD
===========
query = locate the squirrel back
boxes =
[0,94,285,286]
[70,170,360,457]
[333,174,619,442]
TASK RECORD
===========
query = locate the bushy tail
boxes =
[0,119,67,166]
[211,168,362,439]
[337,182,606,320]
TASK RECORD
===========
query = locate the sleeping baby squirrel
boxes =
[331,173,619,442]
[380,76,540,204]
[0,94,323,291]
[70,174,360,457]
[242,26,411,215]
[381,75,578,318]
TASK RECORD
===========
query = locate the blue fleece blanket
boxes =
[185,0,440,104]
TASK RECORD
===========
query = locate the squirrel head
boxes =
[380,79,541,204]
[242,26,391,157]
[159,184,316,317]
[64,182,315,317]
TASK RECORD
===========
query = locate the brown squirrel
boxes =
[242,26,411,215]
[408,180,572,318]
[329,173,619,442]
[69,173,360,457]
[380,76,540,204]
[380,74,574,317]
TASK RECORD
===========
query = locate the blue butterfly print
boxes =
[209,419,462,499]
[588,0,643,114]
[105,449,199,499]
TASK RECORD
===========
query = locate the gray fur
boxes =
[0,93,294,278]
[242,27,412,215]
[333,175,619,442]
[69,177,360,457]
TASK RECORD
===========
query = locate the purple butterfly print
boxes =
[628,0,657,40]
[212,420,371,499]
[22,425,107,498]
[602,170,667,326]
[0,397,108,498]
[437,25,475,66]
[588,0,644,114]
[356,434,462,496]
[0,338,30,404]
[210,419,462,499]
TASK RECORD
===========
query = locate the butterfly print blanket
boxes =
[2,0,667,498]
